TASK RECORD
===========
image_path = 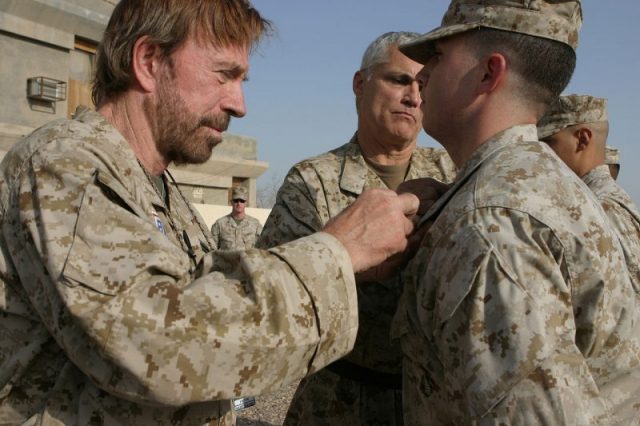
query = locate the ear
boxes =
[353,70,365,97]
[131,35,165,93]
[479,53,507,94]
[575,127,592,152]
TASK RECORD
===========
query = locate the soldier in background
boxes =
[538,94,640,293]
[393,0,640,423]
[211,186,263,249]
[0,1,422,424]
[605,144,620,179]
[259,31,455,425]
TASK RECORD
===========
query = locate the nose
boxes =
[416,66,428,91]
[222,81,247,118]
[402,79,421,108]
[402,80,421,108]
[415,66,429,102]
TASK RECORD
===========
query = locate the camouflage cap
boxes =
[605,145,620,166]
[231,186,248,201]
[537,94,608,139]
[401,0,583,63]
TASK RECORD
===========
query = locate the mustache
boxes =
[198,115,230,132]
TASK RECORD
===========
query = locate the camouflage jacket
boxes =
[0,110,358,425]
[211,214,262,250]
[393,125,640,425]
[259,134,456,373]
[583,164,640,292]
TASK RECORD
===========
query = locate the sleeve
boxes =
[257,167,325,249]
[5,145,358,407]
[422,209,605,424]
[601,199,640,293]
[210,219,221,250]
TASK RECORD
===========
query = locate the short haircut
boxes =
[360,31,420,77]
[467,28,576,107]
[92,0,272,106]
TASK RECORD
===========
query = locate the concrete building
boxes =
[0,0,268,214]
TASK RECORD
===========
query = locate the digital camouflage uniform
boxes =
[258,135,456,425]
[392,125,640,424]
[538,95,640,296]
[582,165,640,291]
[211,214,263,250]
[0,110,360,425]
[394,2,640,423]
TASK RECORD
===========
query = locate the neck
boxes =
[579,153,606,178]
[98,94,168,176]
[357,129,416,166]
[232,211,245,220]
[439,99,539,168]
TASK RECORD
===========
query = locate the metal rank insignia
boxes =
[151,210,166,235]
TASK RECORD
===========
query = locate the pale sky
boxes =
[228,0,640,205]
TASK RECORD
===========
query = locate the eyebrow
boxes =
[216,62,249,80]
[381,70,418,82]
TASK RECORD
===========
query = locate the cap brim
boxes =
[400,22,482,63]
[537,124,565,140]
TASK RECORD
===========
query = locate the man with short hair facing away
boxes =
[538,94,640,295]
[211,186,263,250]
[259,31,456,425]
[0,1,423,424]
[392,0,640,424]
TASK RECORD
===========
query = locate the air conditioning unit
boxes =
[27,77,67,102]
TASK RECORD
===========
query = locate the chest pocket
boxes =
[62,171,190,296]
[241,230,257,248]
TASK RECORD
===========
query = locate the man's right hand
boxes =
[322,189,419,273]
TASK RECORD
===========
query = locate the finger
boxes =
[403,215,415,237]
[397,192,420,216]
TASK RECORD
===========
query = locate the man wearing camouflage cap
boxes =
[393,0,640,424]
[211,186,263,250]
[0,1,423,424]
[538,94,640,301]
[258,31,455,425]
[605,144,620,179]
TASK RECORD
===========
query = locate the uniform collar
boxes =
[339,132,420,194]
[418,124,538,227]
[455,124,538,180]
[339,133,371,195]
[74,109,168,211]
[581,164,612,187]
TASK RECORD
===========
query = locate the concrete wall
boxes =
[212,134,260,161]
[0,33,70,127]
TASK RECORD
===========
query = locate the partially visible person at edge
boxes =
[605,144,620,179]
[257,31,456,425]
[392,0,640,424]
[0,1,424,425]
[211,186,262,250]
[538,94,640,297]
